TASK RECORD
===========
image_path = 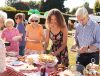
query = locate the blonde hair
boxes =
[28,14,40,23]
[45,8,66,29]
[4,18,15,27]
[75,7,88,17]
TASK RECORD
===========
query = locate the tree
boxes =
[6,0,41,11]
[11,2,29,11]
[84,2,93,14]
[70,8,77,15]
[40,0,66,13]
[94,0,100,13]
[5,0,18,6]
[65,7,70,13]
[28,1,41,9]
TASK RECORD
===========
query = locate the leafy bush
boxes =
[0,6,16,12]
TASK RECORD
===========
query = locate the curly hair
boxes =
[45,8,66,29]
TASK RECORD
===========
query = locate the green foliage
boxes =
[94,0,100,13]
[28,1,36,9]
[6,0,41,11]
[0,6,16,12]
[11,2,29,11]
[29,1,41,9]
[84,2,89,8]
[70,8,77,15]
[84,2,93,14]
[40,0,66,13]
[5,0,17,6]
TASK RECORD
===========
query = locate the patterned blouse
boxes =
[50,31,69,67]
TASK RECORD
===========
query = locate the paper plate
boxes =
[10,61,24,66]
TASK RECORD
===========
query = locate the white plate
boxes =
[26,54,39,63]
[7,52,18,57]
[10,61,24,66]
[28,71,48,76]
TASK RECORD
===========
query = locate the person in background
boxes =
[1,18,21,56]
[45,9,69,67]
[15,13,26,56]
[71,7,100,67]
[25,14,45,54]
[22,13,28,27]
[0,11,7,31]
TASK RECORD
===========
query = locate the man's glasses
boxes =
[31,20,38,22]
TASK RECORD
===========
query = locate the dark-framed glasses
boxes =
[31,20,38,22]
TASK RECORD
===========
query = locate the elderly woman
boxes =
[1,18,21,56]
[25,14,45,54]
[0,11,7,74]
[0,11,7,31]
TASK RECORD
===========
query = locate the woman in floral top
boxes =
[45,9,69,67]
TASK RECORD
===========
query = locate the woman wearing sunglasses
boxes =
[25,14,45,54]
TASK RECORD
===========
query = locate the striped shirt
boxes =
[75,18,100,50]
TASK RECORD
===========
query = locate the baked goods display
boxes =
[26,54,58,67]
[85,62,100,76]
[18,56,25,62]
[38,54,58,67]
[26,57,34,64]
[38,54,56,63]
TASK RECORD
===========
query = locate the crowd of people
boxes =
[0,7,100,74]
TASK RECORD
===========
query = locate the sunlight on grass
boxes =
[68,33,77,65]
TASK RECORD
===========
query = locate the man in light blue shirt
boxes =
[71,7,100,67]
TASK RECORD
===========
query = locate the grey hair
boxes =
[0,11,7,20]
[28,14,40,23]
[75,7,88,17]
[4,18,15,27]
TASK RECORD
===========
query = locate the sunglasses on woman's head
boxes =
[31,20,38,22]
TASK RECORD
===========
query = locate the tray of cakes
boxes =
[26,54,58,67]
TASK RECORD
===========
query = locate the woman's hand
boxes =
[70,44,77,52]
[50,51,59,56]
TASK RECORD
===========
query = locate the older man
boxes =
[71,7,100,67]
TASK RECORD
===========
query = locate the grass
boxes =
[67,30,77,65]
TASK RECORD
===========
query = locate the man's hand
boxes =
[89,45,98,52]
[79,46,88,53]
